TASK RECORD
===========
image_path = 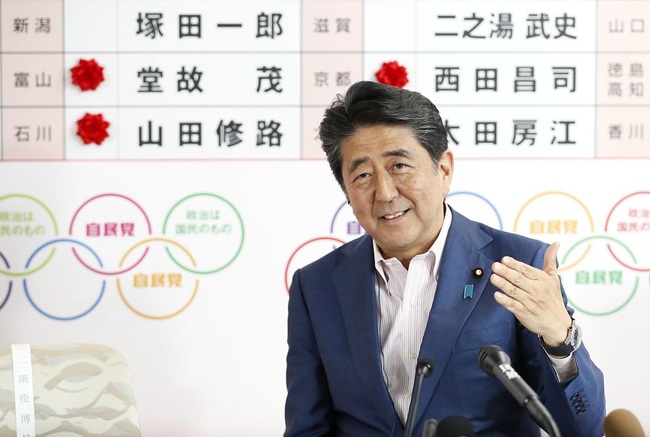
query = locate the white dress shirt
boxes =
[373,207,452,423]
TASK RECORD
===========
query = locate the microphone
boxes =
[478,345,561,437]
[436,415,475,437]
[422,418,438,437]
[404,358,435,437]
[604,409,645,437]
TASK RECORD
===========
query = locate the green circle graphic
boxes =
[0,194,59,277]
[561,235,638,316]
[162,193,244,274]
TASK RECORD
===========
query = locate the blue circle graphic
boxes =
[448,191,503,230]
[23,238,106,321]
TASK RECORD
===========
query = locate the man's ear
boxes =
[439,150,454,195]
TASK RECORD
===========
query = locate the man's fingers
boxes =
[490,271,531,308]
[500,256,538,281]
[494,291,531,316]
[494,291,515,311]
[492,260,531,294]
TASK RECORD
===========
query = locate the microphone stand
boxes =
[404,359,434,437]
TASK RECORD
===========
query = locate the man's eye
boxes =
[357,172,370,180]
[394,163,407,170]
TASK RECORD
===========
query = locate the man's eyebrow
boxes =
[382,148,412,159]
[347,149,413,175]
[347,157,368,175]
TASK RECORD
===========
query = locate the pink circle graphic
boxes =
[0,251,12,311]
[284,236,346,294]
[68,193,152,275]
[604,191,650,272]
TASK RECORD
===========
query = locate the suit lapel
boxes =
[413,210,494,425]
[333,236,397,426]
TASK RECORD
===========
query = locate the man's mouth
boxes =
[383,210,406,220]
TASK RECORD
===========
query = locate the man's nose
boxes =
[374,170,399,202]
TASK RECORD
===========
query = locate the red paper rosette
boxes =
[375,61,409,88]
[76,113,110,145]
[70,59,105,91]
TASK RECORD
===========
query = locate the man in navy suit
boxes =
[284,81,605,436]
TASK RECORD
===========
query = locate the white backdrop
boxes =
[0,158,648,435]
[2,0,650,434]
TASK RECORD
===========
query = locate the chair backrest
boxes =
[0,343,141,436]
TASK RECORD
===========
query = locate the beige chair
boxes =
[0,343,141,436]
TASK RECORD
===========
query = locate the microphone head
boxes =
[436,415,475,437]
[422,418,438,437]
[478,344,511,376]
[604,408,645,437]
[416,358,435,377]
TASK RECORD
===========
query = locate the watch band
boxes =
[539,318,580,357]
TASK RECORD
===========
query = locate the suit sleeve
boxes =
[284,269,335,437]
[523,243,606,437]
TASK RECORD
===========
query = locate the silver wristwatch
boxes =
[539,317,582,357]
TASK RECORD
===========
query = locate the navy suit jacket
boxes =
[285,208,605,437]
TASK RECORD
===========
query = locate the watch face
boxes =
[570,323,583,349]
